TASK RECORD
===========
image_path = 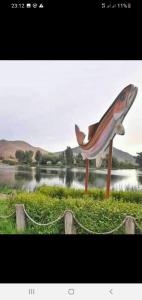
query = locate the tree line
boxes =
[15,147,79,166]
[14,147,142,169]
[136,152,142,168]
[15,147,75,166]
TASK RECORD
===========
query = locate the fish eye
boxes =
[119,93,126,101]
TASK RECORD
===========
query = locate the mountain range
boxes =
[70,146,136,164]
[0,139,136,165]
[0,139,48,160]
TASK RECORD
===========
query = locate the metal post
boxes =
[85,158,89,193]
[105,139,113,199]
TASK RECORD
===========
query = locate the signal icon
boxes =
[29,289,35,295]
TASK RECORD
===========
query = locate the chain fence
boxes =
[0,205,142,234]
[73,213,127,234]
[0,211,15,219]
[16,207,142,234]
[23,206,64,227]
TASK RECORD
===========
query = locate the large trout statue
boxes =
[75,84,138,168]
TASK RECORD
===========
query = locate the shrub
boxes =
[7,191,142,234]
[37,186,142,203]
[0,185,14,194]
[36,186,105,200]
[1,186,142,234]
[112,190,142,204]
[2,159,17,165]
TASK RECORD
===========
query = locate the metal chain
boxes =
[0,211,15,219]
[23,207,64,226]
[72,212,127,234]
[134,216,142,221]
[134,219,142,232]
[1,205,141,234]
[20,208,138,234]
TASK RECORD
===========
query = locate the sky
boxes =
[0,60,141,155]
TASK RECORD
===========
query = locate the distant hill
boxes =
[0,139,48,159]
[112,147,136,164]
[0,139,136,165]
[57,146,136,165]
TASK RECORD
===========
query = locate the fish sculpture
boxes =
[75,84,138,168]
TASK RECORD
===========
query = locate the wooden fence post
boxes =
[15,204,26,231]
[64,211,74,234]
[125,216,135,234]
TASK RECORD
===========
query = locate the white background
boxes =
[0,284,142,300]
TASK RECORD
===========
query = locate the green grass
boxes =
[1,186,142,234]
[36,186,105,200]
[37,185,142,203]
[0,185,15,195]
[112,190,142,204]
[0,200,17,233]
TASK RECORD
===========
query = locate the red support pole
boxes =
[85,159,89,193]
[105,139,113,199]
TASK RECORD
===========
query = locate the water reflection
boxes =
[138,176,142,185]
[35,168,41,182]
[136,170,142,185]
[0,165,142,191]
[65,168,74,188]
[15,172,33,181]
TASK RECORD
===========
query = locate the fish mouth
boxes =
[127,84,138,107]
[113,84,138,121]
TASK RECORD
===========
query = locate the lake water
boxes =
[0,165,142,191]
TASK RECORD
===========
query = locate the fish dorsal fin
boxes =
[88,122,99,141]
[75,124,86,145]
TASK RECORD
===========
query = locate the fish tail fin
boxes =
[88,122,99,140]
[75,124,86,145]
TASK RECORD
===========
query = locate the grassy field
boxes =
[1,186,142,234]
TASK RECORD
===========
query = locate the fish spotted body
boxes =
[75,84,138,165]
